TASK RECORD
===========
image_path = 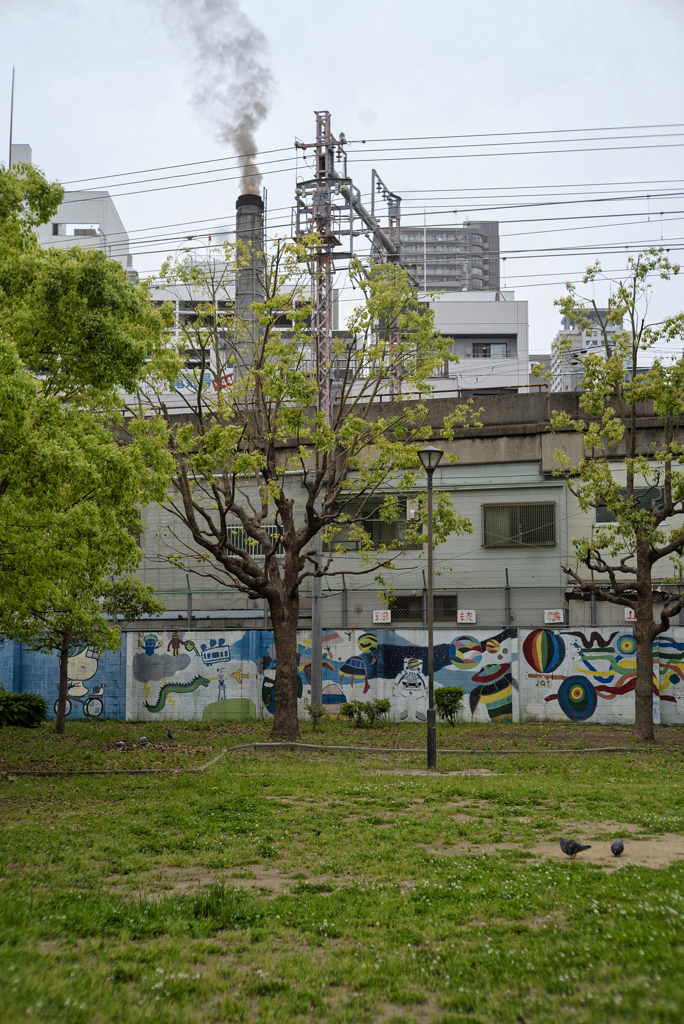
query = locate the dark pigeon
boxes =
[166,728,175,741]
[115,740,126,748]
[139,735,149,745]
[559,836,591,858]
[611,838,624,857]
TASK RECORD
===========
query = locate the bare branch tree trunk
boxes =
[634,543,656,744]
[54,629,71,736]
[269,593,301,741]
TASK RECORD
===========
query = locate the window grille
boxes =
[226,524,282,554]
[326,495,412,550]
[391,594,423,621]
[390,594,458,622]
[482,503,556,548]
[595,487,662,523]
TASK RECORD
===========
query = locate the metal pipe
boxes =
[591,568,597,627]
[333,173,398,257]
[426,470,437,770]
[310,493,323,705]
[505,568,511,624]
[186,574,192,630]
[422,570,428,629]
[342,574,348,630]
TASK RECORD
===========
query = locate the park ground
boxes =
[2,719,684,1023]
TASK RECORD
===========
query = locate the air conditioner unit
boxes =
[465,344,472,357]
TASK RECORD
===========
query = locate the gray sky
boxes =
[3,0,684,354]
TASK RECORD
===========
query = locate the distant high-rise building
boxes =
[399,220,500,292]
[550,310,624,392]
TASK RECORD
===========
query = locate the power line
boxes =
[345,122,684,145]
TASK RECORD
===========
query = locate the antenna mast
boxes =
[8,66,15,168]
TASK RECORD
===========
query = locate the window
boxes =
[483,503,556,548]
[390,594,458,622]
[472,233,484,242]
[596,487,663,523]
[226,524,283,554]
[472,342,508,358]
[327,495,413,550]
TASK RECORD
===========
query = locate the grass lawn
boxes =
[2,721,684,1022]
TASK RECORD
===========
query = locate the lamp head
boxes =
[417,445,444,471]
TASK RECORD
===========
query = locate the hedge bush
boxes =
[434,686,465,726]
[0,686,50,727]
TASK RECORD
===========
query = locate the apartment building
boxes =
[550,309,623,392]
[399,220,500,292]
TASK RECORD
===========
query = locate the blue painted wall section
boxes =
[0,637,128,720]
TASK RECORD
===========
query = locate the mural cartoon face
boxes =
[140,634,162,657]
[68,646,99,683]
[56,645,105,718]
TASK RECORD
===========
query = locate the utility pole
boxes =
[294,112,344,707]
[293,113,408,706]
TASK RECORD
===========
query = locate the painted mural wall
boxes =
[518,627,684,726]
[128,627,519,724]
[6,624,684,726]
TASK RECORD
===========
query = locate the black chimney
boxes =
[235,193,264,322]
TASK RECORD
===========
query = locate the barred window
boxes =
[390,594,458,622]
[482,503,556,548]
[226,524,283,554]
[595,487,662,523]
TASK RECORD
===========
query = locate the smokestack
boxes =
[235,193,264,322]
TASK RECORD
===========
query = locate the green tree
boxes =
[134,239,477,742]
[0,334,167,732]
[551,249,684,743]
[0,163,173,731]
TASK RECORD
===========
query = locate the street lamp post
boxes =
[418,445,444,770]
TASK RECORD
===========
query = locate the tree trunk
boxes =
[633,549,656,744]
[269,597,301,741]
[54,629,72,736]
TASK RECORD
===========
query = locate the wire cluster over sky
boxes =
[37,118,684,358]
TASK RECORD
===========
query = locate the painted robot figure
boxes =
[393,657,428,721]
[217,668,227,700]
[167,631,183,656]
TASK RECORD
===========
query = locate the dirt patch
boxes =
[533,833,684,870]
[420,829,684,870]
[372,768,499,777]
[104,864,333,896]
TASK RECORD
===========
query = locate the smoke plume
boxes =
[167,0,274,194]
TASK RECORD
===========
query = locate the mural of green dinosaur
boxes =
[144,675,212,713]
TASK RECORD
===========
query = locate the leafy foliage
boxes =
[434,686,465,726]
[339,697,392,728]
[0,686,49,728]
[551,249,684,740]
[133,237,478,739]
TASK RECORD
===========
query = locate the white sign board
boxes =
[544,609,564,624]
[457,610,477,624]
[625,607,636,621]
[373,609,391,624]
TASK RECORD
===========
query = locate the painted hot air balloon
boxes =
[449,636,483,670]
[523,629,566,674]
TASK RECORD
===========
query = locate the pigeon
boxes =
[611,838,625,857]
[559,836,591,858]
[139,735,149,745]
[115,739,126,748]
[166,728,175,741]
[312,829,322,836]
